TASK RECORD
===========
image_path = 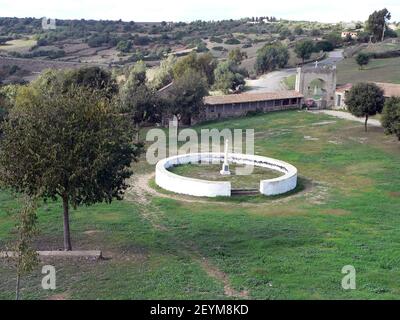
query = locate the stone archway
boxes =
[295,66,337,108]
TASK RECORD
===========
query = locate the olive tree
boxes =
[345,82,385,131]
[166,71,208,128]
[0,82,140,251]
[294,40,315,64]
[356,53,370,70]
[119,64,162,142]
[382,97,400,140]
[255,43,289,74]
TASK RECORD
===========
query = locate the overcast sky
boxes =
[0,0,399,23]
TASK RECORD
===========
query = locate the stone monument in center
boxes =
[220,139,231,175]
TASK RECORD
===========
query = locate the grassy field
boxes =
[337,56,400,85]
[1,110,400,300]
[360,42,400,55]
[282,74,296,90]
[169,164,282,189]
[0,38,36,53]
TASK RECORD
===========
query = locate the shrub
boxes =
[210,36,223,43]
[224,38,241,45]
[315,40,334,52]
[212,46,225,51]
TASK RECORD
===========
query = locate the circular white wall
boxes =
[155,153,297,198]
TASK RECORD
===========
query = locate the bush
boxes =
[356,53,370,69]
[224,38,241,45]
[87,34,108,47]
[210,36,223,43]
[315,40,334,52]
[368,50,400,59]
[212,46,225,51]
[133,35,151,46]
[116,40,132,53]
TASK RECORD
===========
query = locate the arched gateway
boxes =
[295,65,337,108]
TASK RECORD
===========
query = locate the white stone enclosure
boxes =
[155,153,298,198]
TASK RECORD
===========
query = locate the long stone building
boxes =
[203,91,303,120]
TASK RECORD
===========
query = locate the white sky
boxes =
[0,0,399,23]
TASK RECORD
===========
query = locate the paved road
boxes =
[245,50,344,93]
[311,110,382,127]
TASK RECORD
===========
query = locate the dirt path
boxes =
[311,110,382,127]
[126,173,318,207]
[188,250,249,298]
[125,174,250,298]
[246,50,344,93]
[123,172,328,298]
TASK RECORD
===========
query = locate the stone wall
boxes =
[155,153,298,197]
[204,99,301,121]
[295,66,337,108]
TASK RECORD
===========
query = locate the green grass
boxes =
[337,56,400,85]
[282,74,296,90]
[360,42,400,54]
[169,163,282,189]
[0,38,37,53]
[1,110,400,300]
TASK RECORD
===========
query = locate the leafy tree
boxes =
[213,60,246,94]
[116,40,132,53]
[384,28,398,39]
[357,31,372,43]
[345,82,385,131]
[255,43,289,74]
[355,53,370,70]
[366,8,391,41]
[228,48,247,65]
[173,52,216,86]
[6,196,39,300]
[315,40,334,52]
[166,71,208,127]
[87,34,111,47]
[295,39,315,63]
[294,26,304,35]
[125,60,147,86]
[324,32,342,48]
[0,91,10,125]
[0,84,18,133]
[133,35,151,46]
[311,29,321,36]
[279,27,292,40]
[119,65,161,141]
[0,81,140,251]
[150,55,177,90]
[382,97,400,140]
[64,66,118,99]
[196,53,217,85]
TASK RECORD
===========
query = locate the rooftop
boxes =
[336,82,400,97]
[336,83,353,93]
[375,82,400,97]
[204,91,303,105]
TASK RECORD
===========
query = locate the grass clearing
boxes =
[1,110,400,299]
[282,74,296,90]
[337,56,400,85]
[0,38,37,53]
[168,163,282,189]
